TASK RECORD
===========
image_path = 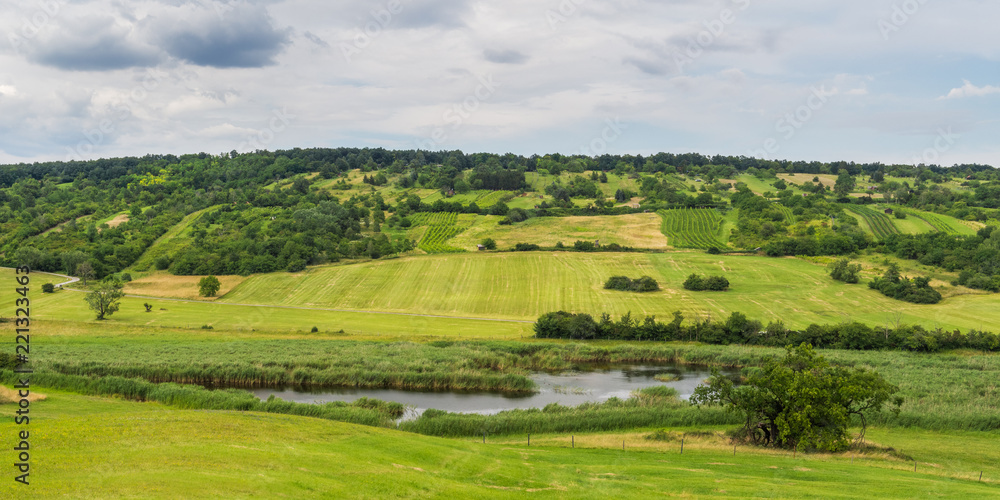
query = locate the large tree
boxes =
[85,280,125,320]
[198,275,222,297]
[692,344,902,451]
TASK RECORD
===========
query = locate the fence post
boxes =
[680,438,684,454]
[572,435,574,448]
[980,471,983,482]
[483,431,486,444]
[528,434,530,447]
[623,440,625,451]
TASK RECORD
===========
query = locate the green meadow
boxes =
[1,388,996,499]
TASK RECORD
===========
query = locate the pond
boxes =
[245,363,738,419]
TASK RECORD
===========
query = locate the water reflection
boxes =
[245,363,738,420]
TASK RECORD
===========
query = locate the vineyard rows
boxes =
[905,210,960,235]
[474,190,513,208]
[774,203,795,223]
[418,225,465,254]
[409,212,458,226]
[846,206,899,240]
[657,209,728,249]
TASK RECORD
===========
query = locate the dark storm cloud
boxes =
[483,49,528,65]
[32,34,162,71]
[152,4,292,68]
[25,14,161,71]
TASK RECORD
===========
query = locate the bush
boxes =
[829,258,862,284]
[684,274,729,291]
[481,238,497,251]
[514,243,540,252]
[868,263,942,304]
[604,276,659,293]
[41,283,55,293]
[311,326,319,333]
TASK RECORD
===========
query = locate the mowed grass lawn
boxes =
[2,389,996,499]
[449,214,669,251]
[217,252,1000,330]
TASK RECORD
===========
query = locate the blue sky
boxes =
[0,0,997,166]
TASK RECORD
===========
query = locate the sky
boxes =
[0,0,998,167]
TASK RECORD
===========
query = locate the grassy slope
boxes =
[129,205,223,272]
[2,389,996,499]
[207,253,999,331]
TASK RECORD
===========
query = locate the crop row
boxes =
[773,203,795,223]
[418,225,465,254]
[846,205,899,240]
[475,190,513,208]
[658,209,727,249]
[906,210,960,235]
[410,212,459,226]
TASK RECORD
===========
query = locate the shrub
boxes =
[514,243,540,252]
[829,258,862,284]
[41,283,55,293]
[684,274,729,291]
[604,276,659,293]
[481,238,497,250]
[311,326,319,333]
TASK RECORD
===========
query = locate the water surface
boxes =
[247,363,737,419]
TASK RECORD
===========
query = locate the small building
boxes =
[477,245,486,251]
[884,208,894,215]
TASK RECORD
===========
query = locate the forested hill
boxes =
[1,148,998,281]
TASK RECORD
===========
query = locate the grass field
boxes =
[209,253,1000,331]
[12,248,999,334]
[123,272,248,300]
[449,214,668,251]
[0,388,996,498]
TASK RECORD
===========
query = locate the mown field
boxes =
[204,252,997,331]
[1,388,996,498]
[10,246,999,334]
[448,214,668,251]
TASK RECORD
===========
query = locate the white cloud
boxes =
[941,80,1000,100]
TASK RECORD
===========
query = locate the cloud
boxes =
[391,0,472,29]
[941,80,1000,100]
[483,49,528,65]
[151,4,291,68]
[27,16,161,71]
[303,31,330,49]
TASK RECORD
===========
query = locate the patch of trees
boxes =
[692,344,902,451]
[683,274,730,291]
[868,263,942,304]
[533,310,1000,352]
[877,227,1000,292]
[829,259,862,284]
[604,276,659,292]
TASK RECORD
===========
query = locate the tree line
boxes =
[534,311,1000,352]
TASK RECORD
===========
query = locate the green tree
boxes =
[692,344,902,451]
[829,258,862,284]
[481,238,497,250]
[76,262,95,286]
[198,275,222,297]
[834,170,856,197]
[85,280,125,320]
